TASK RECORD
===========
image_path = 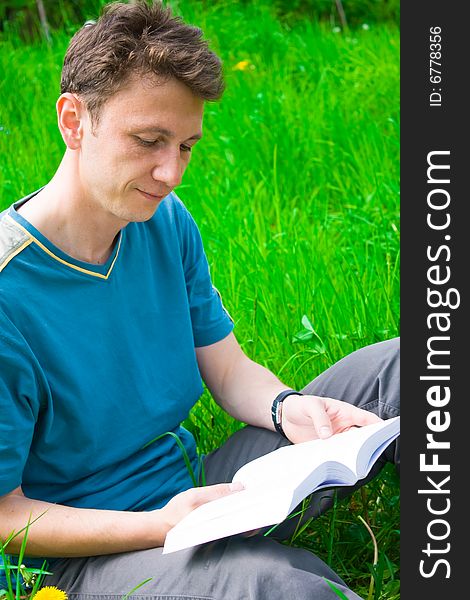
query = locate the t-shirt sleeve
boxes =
[0,322,42,497]
[173,198,234,347]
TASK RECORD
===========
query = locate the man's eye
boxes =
[180,144,192,153]
[136,137,160,147]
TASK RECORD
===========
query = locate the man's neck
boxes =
[17,155,126,265]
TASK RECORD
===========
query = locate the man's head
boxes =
[54,1,222,226]
[61,0,224,127]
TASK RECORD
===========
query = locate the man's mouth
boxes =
[136,189,165,201]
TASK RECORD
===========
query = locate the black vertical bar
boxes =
[401,1,467,597]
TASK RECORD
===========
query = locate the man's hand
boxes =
[281,394,382,444]
[159,482,244,534]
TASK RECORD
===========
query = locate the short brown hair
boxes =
[61,0,224,123]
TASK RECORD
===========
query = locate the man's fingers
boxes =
[347,404,382,425]
[186,482,244,510]
[324,398,382,427]
[294,395,382,439]
[162,482,245,532]
[283,394,333,439]
[301,398,333,439]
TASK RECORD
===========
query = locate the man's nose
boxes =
[151,151,184,189]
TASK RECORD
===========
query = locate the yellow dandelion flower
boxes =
[232,60,250,71]
[33,586,68,600]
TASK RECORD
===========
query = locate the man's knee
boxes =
[217,536,362,599]
[301,337,400,416]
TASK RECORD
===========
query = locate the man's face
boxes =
[77,74,204,225]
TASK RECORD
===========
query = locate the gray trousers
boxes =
[45,338,400,600]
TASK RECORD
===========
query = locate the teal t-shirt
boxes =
[0,191,233,515]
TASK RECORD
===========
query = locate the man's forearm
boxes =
[0,491,160,557]
[218,357,288,429]
[0,482,243,558]
[196,333,290,430]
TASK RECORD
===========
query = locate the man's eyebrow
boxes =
[135,126,202,141]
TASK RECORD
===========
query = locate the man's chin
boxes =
[124,201,164,223]
[127,209,160,223]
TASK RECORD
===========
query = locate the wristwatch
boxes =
[271,389,304,439]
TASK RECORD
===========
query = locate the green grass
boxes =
[0,1,399,598]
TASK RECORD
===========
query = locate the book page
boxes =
[314,416,400,476]
[163,486,293,554]
[232,437,332,489]
[233,416,400,485]
[355,416,400,477]
[163,417,400,554]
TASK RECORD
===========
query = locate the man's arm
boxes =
[0,483,243,556]
[196,332,381,444]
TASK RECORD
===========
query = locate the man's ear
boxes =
[56,93,87,150]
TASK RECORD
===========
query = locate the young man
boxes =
[0,2,400,598]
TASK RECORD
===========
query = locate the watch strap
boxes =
[271,389,303,439]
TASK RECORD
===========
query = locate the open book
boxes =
[163,416,400,554]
